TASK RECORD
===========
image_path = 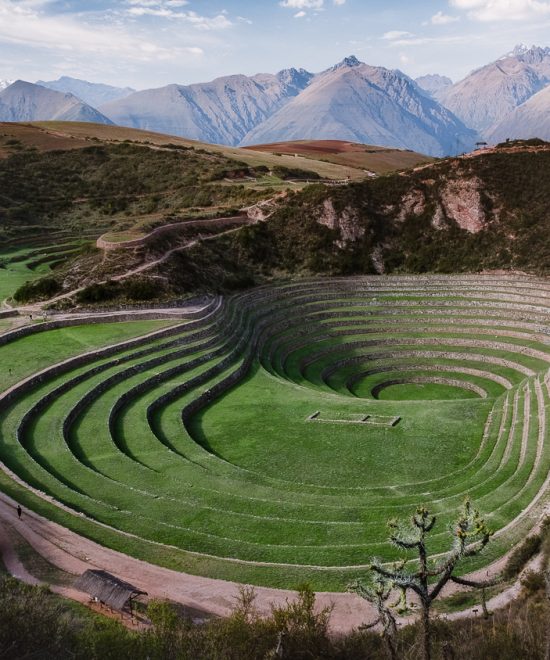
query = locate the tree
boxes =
[362,499,498,660]
[348,575,400,660]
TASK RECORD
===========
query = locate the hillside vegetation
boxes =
[6,122,371,179]
[0,140,275,244]
[149,142,550,297]
[2,128,549,305]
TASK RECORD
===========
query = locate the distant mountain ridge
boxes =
[415,74,453,97]
[36,76,135,108]
[3,45,550,154]
[99,67,313,147]
[241,58,475,156]
[437,45,550,136]
[99,56,475,156]
[488,84,550,142]
[0,81,113,124]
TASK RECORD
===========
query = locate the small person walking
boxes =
[16,505,22,520]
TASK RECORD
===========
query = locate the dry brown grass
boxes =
[244,139,434,174]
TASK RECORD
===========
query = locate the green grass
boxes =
[0,275,548,590]
[0,242,88,302]
[0,319,179,390]
[367,381,479,400]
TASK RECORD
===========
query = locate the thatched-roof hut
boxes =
[74,569,147,612]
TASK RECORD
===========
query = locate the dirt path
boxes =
[0,487,545,633]
[0,516,89,604]
[0,491,376,630]
[14,222,248,310]
[117,224,249,278]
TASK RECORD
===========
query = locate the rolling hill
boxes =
[0,121,376,180]
[243,139,433,174]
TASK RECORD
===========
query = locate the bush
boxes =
[123,278,164,301]
[520,570,546,595]
[76,281,120,304]
[13,277,61,302]
[503,535,542,580]
[272,166,320,180]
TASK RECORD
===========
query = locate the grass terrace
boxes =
[0,275,549,590]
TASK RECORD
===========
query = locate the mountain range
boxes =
[436,45,550,137]
[36,76,135,108]
[100,67,314,147]
[415,74,453,98]
[2,45,550,154]
[239,57,474,156]
[0,80,112,124]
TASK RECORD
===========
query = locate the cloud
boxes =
[333,0,346,4]
[431,10,460,24]
[125,1,232,29]
[0,0,203,60]
[178,11,233,30]
[383,30,414,40]
[386,34,475,47]
[280,0,324,8]
[294,10,307,17]
[450,0,550,21]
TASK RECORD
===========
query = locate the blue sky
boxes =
[2,0,550,88]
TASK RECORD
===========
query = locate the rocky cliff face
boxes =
[438,177,487,233]
[316,199,366,248]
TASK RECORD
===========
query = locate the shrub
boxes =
[272,165,320,180]
[13,277,61,303]
[123,278,164,301]
[76,281,120,304]
[520,570,546,595]
[503,535,542,580]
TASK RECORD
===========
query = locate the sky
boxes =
[2,0,550,89]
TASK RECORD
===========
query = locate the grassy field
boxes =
[0,275,549,590]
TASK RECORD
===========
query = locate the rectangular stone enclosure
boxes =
[306,411,401,427]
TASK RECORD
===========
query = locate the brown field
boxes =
[0,122,91,157]
[0,121,380,179]
[244,139,434,173]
